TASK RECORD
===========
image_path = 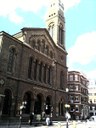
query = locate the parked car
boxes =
[89,116,96,121]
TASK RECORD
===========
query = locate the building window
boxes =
[90,106,92,110]
[69,75,73,81]
[38,62,43,82]
[43,64,47,83]
[90,100,92,103]
[28,57,33,79]
[75,85,78,91]
[60,71,64,89]
[75,96,79,102]
[45,45,49,55]
[70,95,74,103]
[69,85,73,91]
[58,99,64,116]
[48,23,54,38]
[41,40,45,53]
[59,24,64,45]
[75,105,79,112]
[70,105,75,112]
[48,66,52,85]
[37,40,41,51]
[92,106,95,110]
[7,47,16,73]
[34,60,38,80]
[75,75,78,81]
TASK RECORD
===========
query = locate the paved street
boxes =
[0,121,96,128]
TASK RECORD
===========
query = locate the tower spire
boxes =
[46,0,65,49]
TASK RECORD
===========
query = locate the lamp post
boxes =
[19,101,27,128]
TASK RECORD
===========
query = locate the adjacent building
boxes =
[88,87,96,116]
[0,0,68,120]
[67,71,89,120]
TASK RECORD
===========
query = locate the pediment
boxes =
[22,28,56,59]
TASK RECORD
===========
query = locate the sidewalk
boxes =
[21,120,81,128]
[0,120,82,128]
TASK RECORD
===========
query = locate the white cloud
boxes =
[86,70,96,87]
[8,11,24,24]
[0,0,81,24]
[68,32,96,67]
[63,0,81,12]
[87,70,96,80]
[0,0,49,24]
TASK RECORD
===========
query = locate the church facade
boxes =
[0,0,68,120]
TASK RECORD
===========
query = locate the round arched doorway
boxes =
[34,94,43,114]
[23,92,32,114]
[2,89,12,116]
[45,96,52,115]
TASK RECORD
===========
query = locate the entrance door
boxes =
[23,92,31,114]
[34,94,42,114]
[2,89,12,115]
[45,96,51,115]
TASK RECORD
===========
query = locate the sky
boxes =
[0,0,96,86]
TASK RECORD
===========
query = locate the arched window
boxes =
[38,62,43,82]
[58,99,64,116]
[48,66,52,85]
[2,89,12,115]
[34,94,42,114]
[60,71,64,89]
[59,24,64,45]
[23,92,31,114]
[34,60,38,80]
[37,39,41,51]
[45,96,51,115]
[48,23,54,38]
[43,64,47,83]
[45,45,49,55]
[41,40,45,53]
[7,47,16,73]
[28,57,33,79]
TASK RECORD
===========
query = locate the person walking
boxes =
[46,116,50,126]
[29,112,34,125]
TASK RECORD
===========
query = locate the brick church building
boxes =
[0,0,68,120]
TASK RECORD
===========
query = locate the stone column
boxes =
[10,97,16,116]
[30,97,36,113]
[42,64,45,83]
[0,95,5,116]
[16,98,22,116]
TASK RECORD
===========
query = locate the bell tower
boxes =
[46,0,65,49]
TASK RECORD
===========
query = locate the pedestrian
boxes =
[29,112,34,125]
[46,116,50,126]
